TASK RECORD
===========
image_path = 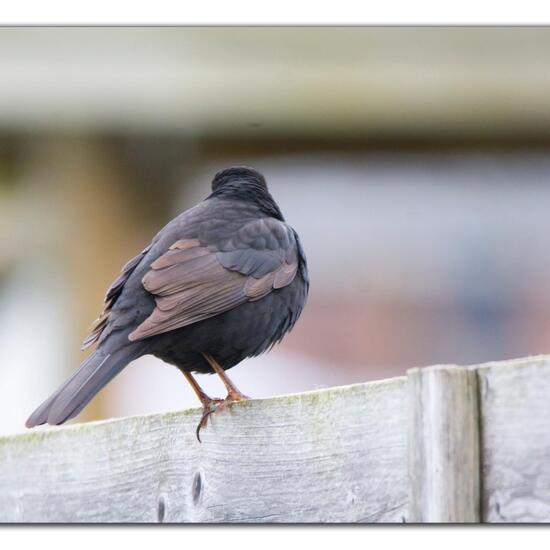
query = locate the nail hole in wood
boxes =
[192,472,202,504]
[157,495,166,523]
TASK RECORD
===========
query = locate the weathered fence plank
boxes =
[1,355,550,523]
[408,365,480,522]
[476,356,550,523]
[0,378,408,523]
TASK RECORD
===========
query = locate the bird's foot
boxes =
[196,397,224,443]
[195,391,249,442]
[212,390,250,415]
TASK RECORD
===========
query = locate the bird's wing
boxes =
[128,218,298,341]
[82,244,151,349]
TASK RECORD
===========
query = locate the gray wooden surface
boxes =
[408,366,480,522]
[1,355,549,523]
[477,356,550,523]
[0,378,408,523]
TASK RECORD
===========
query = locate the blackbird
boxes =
[26,167,309,439]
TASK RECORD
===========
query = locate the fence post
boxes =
[407,365,481,522]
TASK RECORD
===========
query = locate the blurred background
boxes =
[2,27,550,435]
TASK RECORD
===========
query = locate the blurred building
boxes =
[1,27,550,435]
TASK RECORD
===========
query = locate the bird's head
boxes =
[208,166,284,220]
[211,166,268,193]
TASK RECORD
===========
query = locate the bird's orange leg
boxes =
[202,352,250,408]
[181,370,223,442]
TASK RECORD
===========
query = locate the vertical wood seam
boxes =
[408,365,481,523]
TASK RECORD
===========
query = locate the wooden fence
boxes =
[1,355,549,523]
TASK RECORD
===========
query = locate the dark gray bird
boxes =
[26,167,309,439]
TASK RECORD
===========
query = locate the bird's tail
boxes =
[26,344,145,428]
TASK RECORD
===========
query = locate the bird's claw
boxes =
[213,391,249,415]
[195,398,223,443]
[194,393,249,442]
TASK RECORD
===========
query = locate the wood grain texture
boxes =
[4,355,550,523]
[408,365,480,523]
[0,377,408,523]
[476,355,550,523]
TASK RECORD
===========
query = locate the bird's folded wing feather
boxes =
[128,218,298,341]
[82,244,151,349]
